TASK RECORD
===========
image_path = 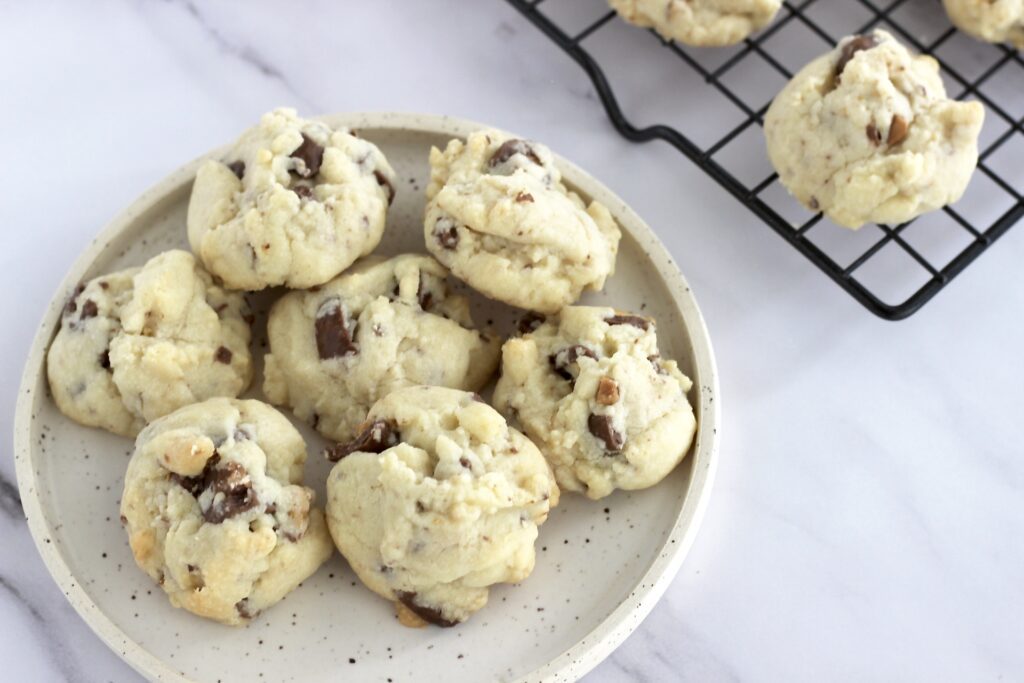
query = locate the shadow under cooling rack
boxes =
[507,0,1024,320]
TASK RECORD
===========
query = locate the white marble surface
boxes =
[2,0,1023,681]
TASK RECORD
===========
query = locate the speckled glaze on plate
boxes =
[14,113,719,683]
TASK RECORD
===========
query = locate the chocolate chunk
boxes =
[80,300,98,319]
[293,184,314,199]
[605,313,651,331]
[596,377,620,406]
[226,161,245,179]
[549,345,597,381]
[235,598,258,620]
[835,34,878,79]
[290,133,324,177]
[395,591,457,628]
[417,274,434,311]
[517,312,545,335]
[459,456,471,469]
[647,354,669,376]
[315,297,358,359]
[866,123,882,146]
[515,191,534,203]
[203,461,258,523]
[588,414,624,452]
[488,139,541,169]
[66,284,85,314]
[99,350,111,371]
[434,217,459,250]
[214,346,232,364]
[264,503,277,516]
[374,170,396,205]
[887,114,909,146]
[325,419,399,462]
[169,454,259,523]
[99,281,109,290]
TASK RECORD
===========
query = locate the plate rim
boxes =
[13,111,720,683]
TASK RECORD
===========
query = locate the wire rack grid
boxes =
[506,0,1024,320]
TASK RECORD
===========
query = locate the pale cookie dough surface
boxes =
[121,398,334,626]
[263,254,501,442]
[944,0,1024,49]
[493,306,696,500]
[423,130,621,314]
[187,107,397,291]
[609,0,781,46]
[47,250,252,437]
[325,386,559,626]
[764,30,985,229]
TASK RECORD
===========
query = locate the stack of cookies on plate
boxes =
[45,109,699,628]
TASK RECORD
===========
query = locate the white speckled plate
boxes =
[14,113,719,683]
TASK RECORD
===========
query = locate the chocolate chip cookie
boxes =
[944,0,1024,49]
[764,30,985,229]
[187,108,397,290]
[263,254,501,442]
[324,386,559,627]
[120,398,334,625]
[493,306,696,500]
[47,250,252,437]
[610,0,781,46]
[423,130,621,313]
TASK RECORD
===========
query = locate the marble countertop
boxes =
[2,1,1023,680]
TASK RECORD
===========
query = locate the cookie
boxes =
[609,0,781,47]
[764,30,985,229]
[47,250,252,437]
[263,254,501,442]
[944,0,1024,49]
[324,386,559,627]
[493,306,695,500]
[187,108,397,290]
[120,398,334,625]
[423,130,621,313]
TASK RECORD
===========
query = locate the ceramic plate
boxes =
[14,113,719,683]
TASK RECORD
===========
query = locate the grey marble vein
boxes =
[0,574,81,683]
[146,0,315,109]
[0,471,22,519]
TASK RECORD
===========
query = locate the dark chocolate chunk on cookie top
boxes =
[605,313,651,331]
[325,419,399,462]
[290,133,324,178]
[434,217,459,250]
[517,312,545,335]
[835,34,879,80]
[226,161,245,180]
[315,297,358,359]
[396,591,458,627]
[588,413,625,453]
[488,139,541,169]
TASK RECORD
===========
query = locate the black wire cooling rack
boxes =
[506,0,1024,320]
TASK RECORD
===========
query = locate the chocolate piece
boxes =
[417,274,434,311]
[66,284,85,314]
[434,217,459,250]
[395,591,457,628]
[214,346,232,364]
[835,34,878,79]
[549,345,597,381]
[235,598,258,620]
[293,184,314,199]
[459,456,472,469]
[514,191,534,203]
[647,354,669,376]
[374,170,395,205]
[169,454,258,523]
[588,413,624,452]
[605,313,651,331]
[226,161,245,179]
[887,114,909,146]
[488,139,541,169]
[80,300,98,319]
[325,419,398,462]
[290,133,324,177]
[596,377,620,406]
[99,350,111,370]
[203,460,258,523]
[315,297,357,359]
[866,123,882,146]
[517,312,545,335]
